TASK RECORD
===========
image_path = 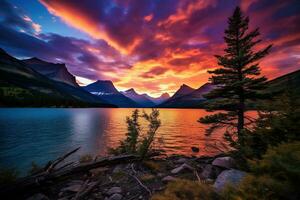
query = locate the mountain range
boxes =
[23,57,78,87]
[82,80,140,107]
[0,48,114,107]
[0,48,299,108]
[159,83,217,108]
[122,88,156,107]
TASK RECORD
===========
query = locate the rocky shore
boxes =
[6,151,247,200]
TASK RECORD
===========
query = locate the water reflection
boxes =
[0,108,227,174]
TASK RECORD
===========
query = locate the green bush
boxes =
[79,154,93,163]
[151,179,218,200]
[109,109,161,158]
[241,91,300,159]
[221,142,300,200]
[0,168,18,185]
[28,161,43,175]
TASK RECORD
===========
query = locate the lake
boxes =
[0,108,225,175]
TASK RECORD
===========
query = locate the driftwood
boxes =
[0,148,151,198]
[72,179,101,200]
[45,147,80,173]
[128,163,152,195]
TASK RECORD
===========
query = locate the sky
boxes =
[0,0,299,97]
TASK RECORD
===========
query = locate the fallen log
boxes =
[45,147,80,173]
[0,154,140,198]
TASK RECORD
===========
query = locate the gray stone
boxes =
[171,163,194,174]
[200,164,214,179]
[214,169,247,191]
[175,157,188,164]
[108,193,122,200]
[162,175,177,182]
[107,187,122,195]
[26,193,49,200]
[61,184,82,192]
[212,156,235,169]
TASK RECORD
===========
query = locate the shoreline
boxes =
[1,151,244,200]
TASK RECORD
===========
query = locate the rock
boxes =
[214,169,247,191]
[162,175,177,182]
[61,184,82,192]
[107,187,122,195]
[212,156,235,169]
[200,164,214,179]
[108,193,122,200]
[26,193,49,200]
[171,163,194,174]
[175,157,188,164]
[191,147,200,153]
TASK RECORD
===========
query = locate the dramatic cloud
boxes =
[0,0,299,96]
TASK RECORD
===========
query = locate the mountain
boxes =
[159,84,196,107]
[158,69,300,108]
[23,57,78,87]
[265,69,300,96]
[83,80,140,107]
[0,48,114,107]
[142,93,170,105]
[171,84,195,100]
[122,88,156,107]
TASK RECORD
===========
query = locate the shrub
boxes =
[109,109,161,158]
[28,161,43,175]
[221,142,300,200]
[79,154,93,163]
[242,91,300,159]
[0,168,18,185]
[151,179,218,200]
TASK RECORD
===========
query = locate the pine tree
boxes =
[199,7,272,151]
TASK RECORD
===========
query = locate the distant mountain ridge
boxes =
[23,57,78,87]
[1,48,299,108]
[142,93,170,105]
[83,80,140,107]
[122,88,156,107]
[159,83,215,108]
[0,48,114,107]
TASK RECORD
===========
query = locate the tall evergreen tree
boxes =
[199,7,272,151]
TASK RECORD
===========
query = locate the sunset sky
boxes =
[0,0,299,97]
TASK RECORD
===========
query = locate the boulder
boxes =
[26,193,49,200]
[212,156,235,169]
[107,187,122,195]
[214,169,247,191]
[171,163,194,174]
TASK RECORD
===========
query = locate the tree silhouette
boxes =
[199,7,272,151]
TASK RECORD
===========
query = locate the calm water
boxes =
[0,108,224,175]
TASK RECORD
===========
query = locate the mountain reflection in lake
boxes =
[0,108,226,174]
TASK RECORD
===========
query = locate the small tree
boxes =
[199,7,272,152]
[109,109,161,158]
